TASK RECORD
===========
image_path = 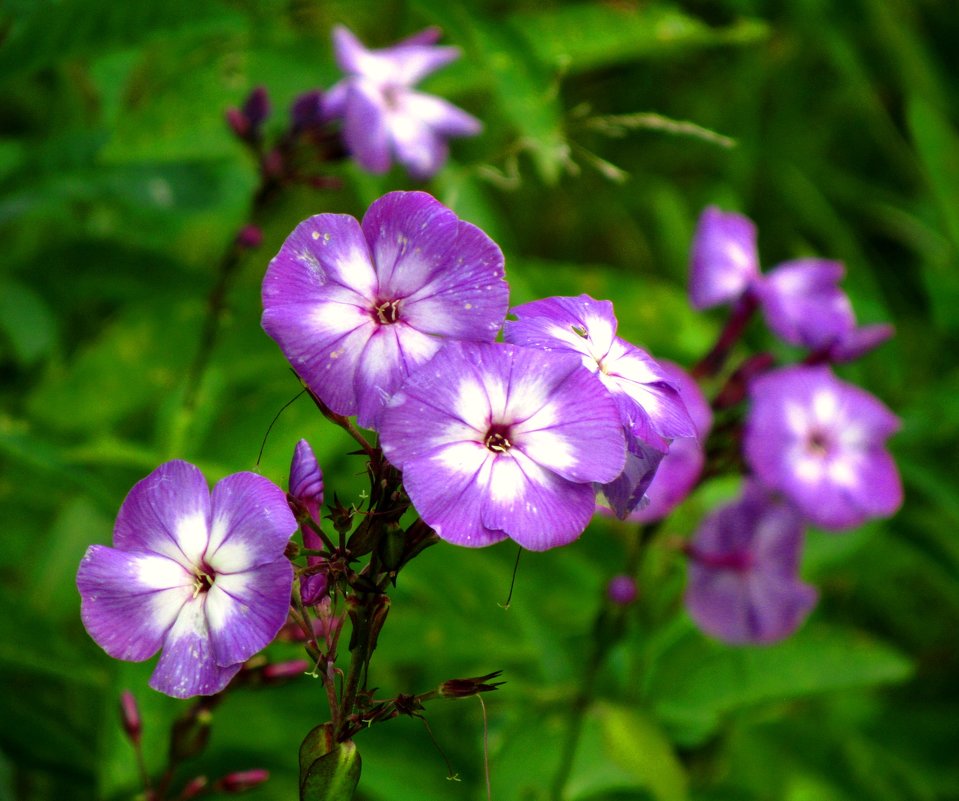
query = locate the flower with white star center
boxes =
[379,341,627,551]
[744,365,902,530]
[685,481,817,644]
[504,294,694,518]
[261,191,508,429]
[323,25,482,179]
[76,461,296,698]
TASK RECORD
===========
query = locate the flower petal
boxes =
[204,560,295,667]
[149,599,241,698]
[77,545,192,662]
[401,90,482,137]
[688,206,760,309]
[481,450,598,551]
[343,81,393,173]
[112,460,211,568]
[206,472,296,574]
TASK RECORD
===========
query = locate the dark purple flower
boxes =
[261,191,508,428]
[685,482,817,644]
[744,365,902,530]
[504,294,694,518]
[76,461,296,698]
[323,26,481,179]
[379,342,626,551]
[631,361,712,523]
[688,206,761,310]
[755,259,855,349]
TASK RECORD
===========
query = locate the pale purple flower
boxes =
[688,206,761,310]
[632,361,712,523]
[744,365,902,530]
[323,25,481,179]
[504,294,694,518]
[261,191,508,429]
[379,341,626,551]
[685,482,817,644]
[289,440,328,605]
[76,461,296,698]
[755,259,855,349]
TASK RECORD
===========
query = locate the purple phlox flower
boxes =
[289,440,328,604]
[379,341,627,551]
[323,25,482,179]
[76,461,296,698]
[504,294,695,518]
[755,259,855,349]
[744,365,902,530]
[688,206,761,310]
[631,360,713,523]
[262,191,508,429]
[685,481,817,644]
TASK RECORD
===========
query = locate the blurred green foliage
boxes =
[1,0,956,799]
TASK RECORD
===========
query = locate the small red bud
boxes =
[217,769,270,793]
[225,107,250,140]
[119,690,141,744]
[262,659,312,682]
[235,224,263,249]
[180,775,209,799]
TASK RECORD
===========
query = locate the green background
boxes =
[1,0,956,799]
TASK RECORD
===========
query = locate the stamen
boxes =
[192,570,215,599]
[374,300,400,325]
[485,431,511,453]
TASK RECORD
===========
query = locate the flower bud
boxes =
[180,776,209,799]
[439,670,504,699]
[235,225,263,250]
[262,659,312,683]
[119,690,141,745]
[291,90,326,133]
[606,575,637,606]
[217,769,270,793]
[242,86,270,130]
[290,439,324,523]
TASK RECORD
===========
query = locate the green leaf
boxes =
[300,738,361,801]
[510,4,769,74]
[0,0,241,80]
[647,624,913,746]
[566,703,687,801]
[0,277,58,365]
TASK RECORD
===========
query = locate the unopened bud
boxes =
[119,690,141,744]
[180,776,209,799]
[439,670,504,699]
[290,439,324,524]
[262,659,312,683]
[607,575,638,606]
[291,90,325,133]
[225,107,250,139]
[242,86,270,130]
[235,225,263,250]
[217,769,270,793]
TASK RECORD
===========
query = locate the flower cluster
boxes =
[264,190,692,550]
[224,25,481,185]
[679,206,902,644]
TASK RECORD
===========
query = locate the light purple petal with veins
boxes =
[599,433,665,520]
[150,599,241,699]
[112,460,211,567]
[745,365,902,530]
[77,546,192,662]
[205,559,295,667]
[685,483,817,644]
[757,259,855,348]
[688,206,761,310]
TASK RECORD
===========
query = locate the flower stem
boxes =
[691,294,757,380]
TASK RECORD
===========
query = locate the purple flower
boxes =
[76,461,296,698]
[261,191,508,429]
[755,259,855,349]
[631,361,712,523]
[688,206,761,310]
[504,294,694,518]
[744,365,902,530]
[685,482,817,644]
[379,341,626,551]
[323,25,482,179]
